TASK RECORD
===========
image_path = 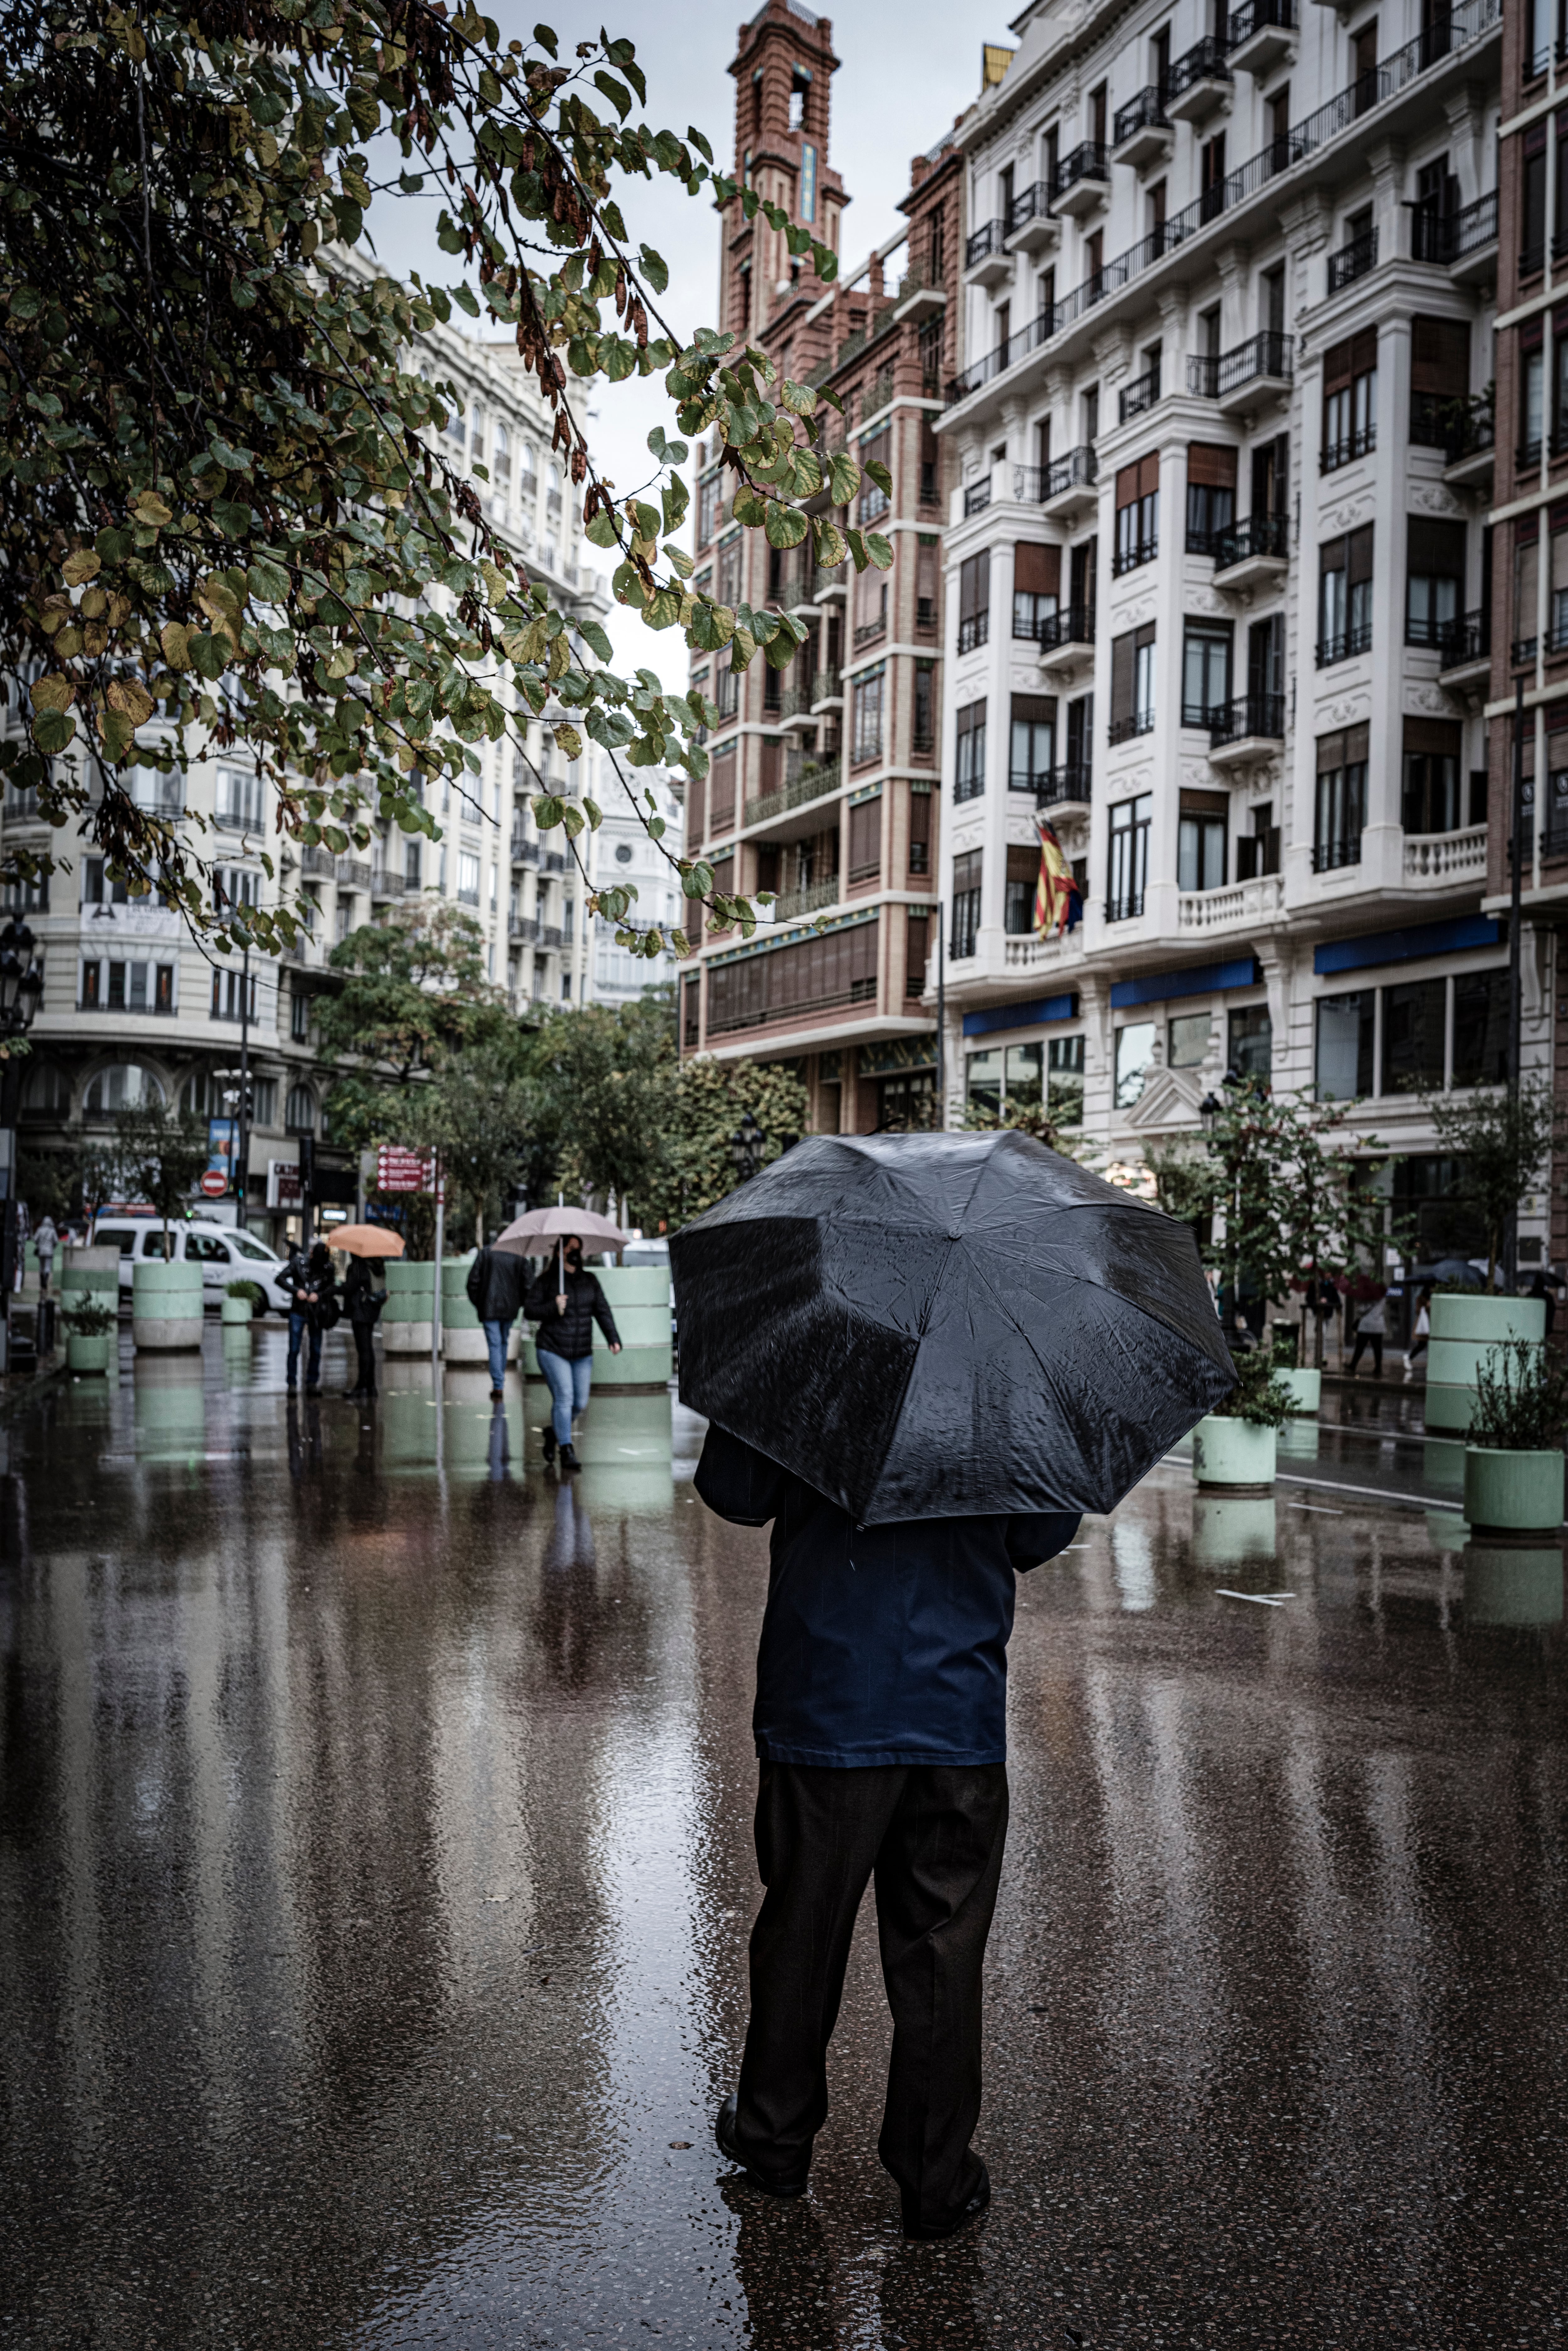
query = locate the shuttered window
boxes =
[1013,541,1060,640]
[848,793,882,881]
[1009,693,1057,790]
[1109,624,1156,741]
[908,782,932,875]
[687,770,707,848]
[959,553,990,651]
[1187,443,1237,486]
[708,742,737,835]
[1314,725,1369,871]
[1318,527,1374,663]
[707,917,881,1035]
[1114,455,1159,573]
[1406,518,1467,647]
[1402,717,1464,834]
[1186,442,1238,553]
[955,701,987,802]
[1411,318,1470,395]
[951,849,982,959]
[1323,329,1378,470]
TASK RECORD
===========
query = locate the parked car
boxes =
[90,1217,293,1313]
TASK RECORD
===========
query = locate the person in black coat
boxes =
[342,1255,386,1400]
[522,1237,621,1467]
[466,1243,527,1399]
[283,1239,335,1394]
[696,1421,1080,2241]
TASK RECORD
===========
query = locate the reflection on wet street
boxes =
[2,1329,1565,2348]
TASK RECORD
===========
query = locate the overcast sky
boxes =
[364,1,991,682]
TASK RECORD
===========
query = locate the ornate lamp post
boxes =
[728,1109,765,1183]
[0,917,45,1365]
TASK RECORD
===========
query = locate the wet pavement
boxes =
[1,1328,1565,2349]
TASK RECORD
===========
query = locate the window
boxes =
[906,911,929,1000]
[1402,719,1463,834]
[1114,1021,1155,1109]
[1178,791,1227,892]
[1315,991,1375,1099]
[214,866,259,914]
[1350,18,1377,114]
[715,664,739,723]
[1048,1033,1085,1126]
[859,428,890,524]
[249,1077,278,1128]
[216,767,264,831]
[210,967,256,1021]
[1181,623,1232,726]
[908,783,932,875]
[83,1062,164,1115]
[1185,444,1237,553]
[1406,519,1465,647]
[958,554,990,652]
[458,852,481,906]
[951,849,982,958]
[848,794,882,883]
[404,840,422,891]
[1522,124,1547,272]
[1228,1006,1273,1085]
[1168,1012,1210,1069]
[290,990,310,1043]
[1012,542,1060,641]
[1322,328,1377,469]
[954,702,987,802]
[1009,696,1057,792]
[1108,794,1151,920]
[285,1084,316,1134]
[1109,626,1155,743]
[1113,454,1159,573]
[82,860,128,907]
[1004,846,1040,935]
[1382,978,1446,1095]
[916,536,939,627]
[853,664,885,764]
[1520,326,1544,468]
[1065,695,1093,788]
[800,140,817,222]
[22,1062,68,1115]
[914,663,935,757]
[1451,970,1508,1087]
[682,975,701,1048]
[708,744,737,834]
[1409,316,1470,446]
[1318,526,1374,663]
[1314,724,1369,871]
[697,471,723,546]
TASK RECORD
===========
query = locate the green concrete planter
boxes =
[382,1258,435,1354]
[1191,1414,1277,1494]
[1426,1295,1546,1435]
[220,1295,253,1327]
[1190,1493,1278,1566]
[131,1258,203,1351]
[592,1264,673,1388]
[1463,1446,1565,1538]
[61,1246,121,1321]
[67,1331,113,1375]
[1277,1366,1321,1416]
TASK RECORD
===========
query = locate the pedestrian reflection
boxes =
[487,1396,511,1482]
[723,2185,840,2350]
[285,1393,324,1480]
[532,1475,609,1689]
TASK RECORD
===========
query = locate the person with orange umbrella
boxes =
[331,1223,403,1403]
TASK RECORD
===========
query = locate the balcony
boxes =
[965,217,1011,288]
[1312,834,1363,875]
[511,832,541,866]
[1409,390,1495,489]
[1410,186,1498,281]
[1317,622,1373,666]
[370,868,406,900]
[538,924,564,951]
[1164,36,1232,122]
[508,914,540,943]
[1513,632,1539,668]
[1112,536,1158,577]
[1402,825,1487,884]
[1187,330,1293,415]
[890,261,946,325]
[301,844,336,880]
[1051,141,1110,216]
[1225,0,1298,77]
[1107,710,1155,747]
[1207,692,1285,764]
[1038,445,1099,518]
[963,477,993,517]
[1111,87,1173,170]
[542,850,566,873]
[1036,763,1093,810]
[1036,604,1097,676]
[1118,363,1162,424]
[336,857,372,892]
[743,759,840,829]
[1436,608,1491,687]
[1177,873,1285,933]
[1213,512,1289,589]
[1326,227,1378,293]
[1004,180,1060,252]
[774,874,840,921]
[1322,425,1375,473]
[809,666,843,711]
[1106,890,1147,921]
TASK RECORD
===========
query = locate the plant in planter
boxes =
[223,1279,266,1323]
[63,1298,116,1375]
[1463,1340,1568,1537]
[1192,1350,1294,1492]
[1427,1082,1568,1292]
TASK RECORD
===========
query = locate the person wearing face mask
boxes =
[523,1235,622,1467]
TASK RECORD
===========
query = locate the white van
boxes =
[91,1218,293,1313]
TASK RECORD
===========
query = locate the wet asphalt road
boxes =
[1,1331,1565,2350]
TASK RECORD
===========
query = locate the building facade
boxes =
[2,274,605,1247]
[931,0,1539,1279]
[677,0,966,1135]
[1490,0,1568,1276]
[586,765,686,1010]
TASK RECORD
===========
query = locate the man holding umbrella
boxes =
[672,1129,1235,2239]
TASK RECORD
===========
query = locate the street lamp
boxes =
[0,920,42,1037]
[729,1109,766,1182]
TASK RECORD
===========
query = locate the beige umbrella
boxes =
[329,1223,406,1258]
[493,1207,630,1257]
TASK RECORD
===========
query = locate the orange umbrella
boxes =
[330,1223,406,1258]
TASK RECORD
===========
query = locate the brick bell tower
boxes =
[719,0,846,347]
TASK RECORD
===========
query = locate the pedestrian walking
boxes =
[1403,1287,1432,1383]
[283,1239,335,1394]
[698,1425,1080,2239]
[342,1252,385,1400]
[1349,1292,1385,1377]
[466,1240,527,1399]
[32,1213,57,1296]
[523,1236,621,1468]
[1528,1265,1564,1336]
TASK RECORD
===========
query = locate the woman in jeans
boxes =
[524,1237,621,1467]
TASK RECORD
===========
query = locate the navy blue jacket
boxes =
[695,1424,1080,1769]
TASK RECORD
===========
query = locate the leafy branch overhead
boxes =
[0,2,893,964]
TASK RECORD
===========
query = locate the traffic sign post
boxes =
[199,1170,229,1200]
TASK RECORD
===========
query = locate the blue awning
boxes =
[1109,956,1260,1010]
[961,991,1079,1038]
[1313,915,1501,976]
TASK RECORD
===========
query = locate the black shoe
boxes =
[344,1387,365,1399]
[903,2161,991,2241]
[715,2094,808,2199]
[490,1386,504,1401]
[305,1384,322,1398]
[541,1427,556,1462]
[559,1441,580,1470]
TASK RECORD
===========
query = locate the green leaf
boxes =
[451,283,480,318]
[866,532,894,570]
[532,793,564,830]
[638,242,669,295]
[828,451,860,507]
[845,528,870,573]
[764,502,808,550]
[578,619,613,661]
[812,517,848,568]
[779,379,817,417]
[864,459,893,497]
[594,71,633,119]
[32,709,75,754]
[585,507,619,549]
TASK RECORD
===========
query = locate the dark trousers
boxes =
[1350,1329,1383,1375]
[733,1760,1008,2234]
[350,1321,376,1394]
[287,1313,321,1389]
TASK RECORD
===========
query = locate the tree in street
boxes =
[0,3,891,963]
[642,1050,808,1230]
[1427,1081,1568,1291]
[101,1098,209,1258]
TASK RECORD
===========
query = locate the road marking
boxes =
[1216,1589,1285,1606]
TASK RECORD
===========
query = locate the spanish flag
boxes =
[1033,815,1083,937]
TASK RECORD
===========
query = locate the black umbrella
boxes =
[670,1129,1235,1525]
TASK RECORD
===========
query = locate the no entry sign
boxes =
[199,1169,230,1198]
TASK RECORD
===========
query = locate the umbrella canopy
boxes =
[1429,1256,1483,1286]
[670,1130,1235,1526]
[492,1207,631,1257]
[330,1223,405,1259]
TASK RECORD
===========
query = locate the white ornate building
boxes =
[585,764,686,1011]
